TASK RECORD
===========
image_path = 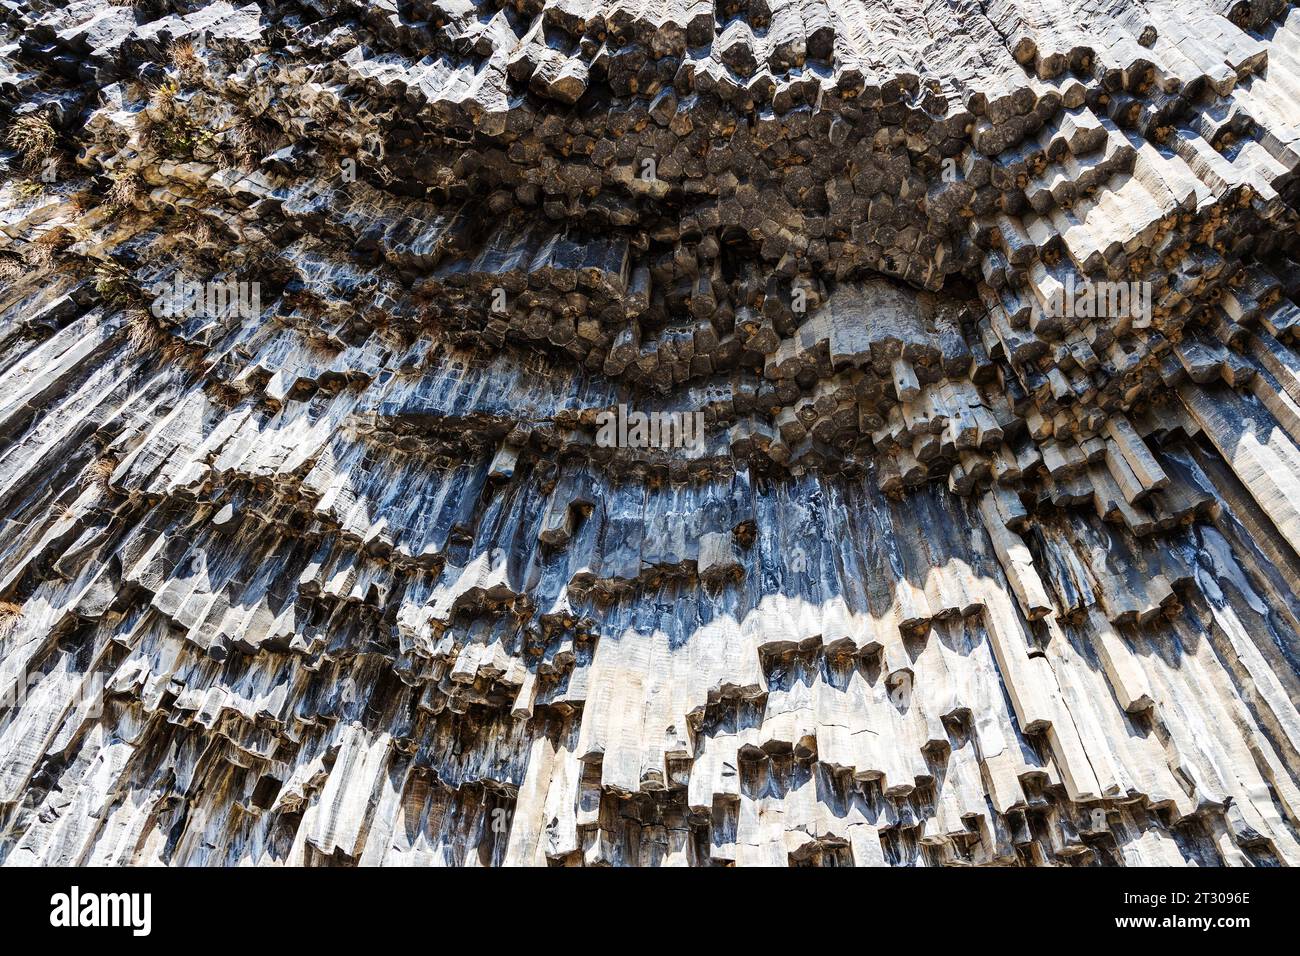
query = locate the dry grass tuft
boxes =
[164,338,209,376]
[175,208,214,247]
[139,80,215,158]
[150,77,181,111]
[229,116,277,167]
[84,456,119,492]
[0,599,22,636]
[170,40,204,85]
[208,382,244,407]
[25,229,71,268]
[125,307,169,353]
[6,113,55,168]
[124,307,206,373]
[94,261,136,305]
[108,167,144,210]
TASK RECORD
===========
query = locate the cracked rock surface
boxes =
[0,0,1299,865]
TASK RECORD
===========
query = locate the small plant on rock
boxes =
[25,229,72,268]
[224,115,279,168]
[5,113,56,169]
[170,41,204,86]
[0,255,23,284]
[94,261,137,305]
[0,600,21,637]
[140,80,216,159]
[83,456,119,493]
[108,167,144,209]
[125,306,169,353]
[12,179,45,200]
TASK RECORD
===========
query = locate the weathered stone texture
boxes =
[0,0,1299,866]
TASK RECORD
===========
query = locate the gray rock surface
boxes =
[0,0,1298,866]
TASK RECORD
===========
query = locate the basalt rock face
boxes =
[0,1,1299,868]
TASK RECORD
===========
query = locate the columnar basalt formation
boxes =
[0,0,1299,867]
